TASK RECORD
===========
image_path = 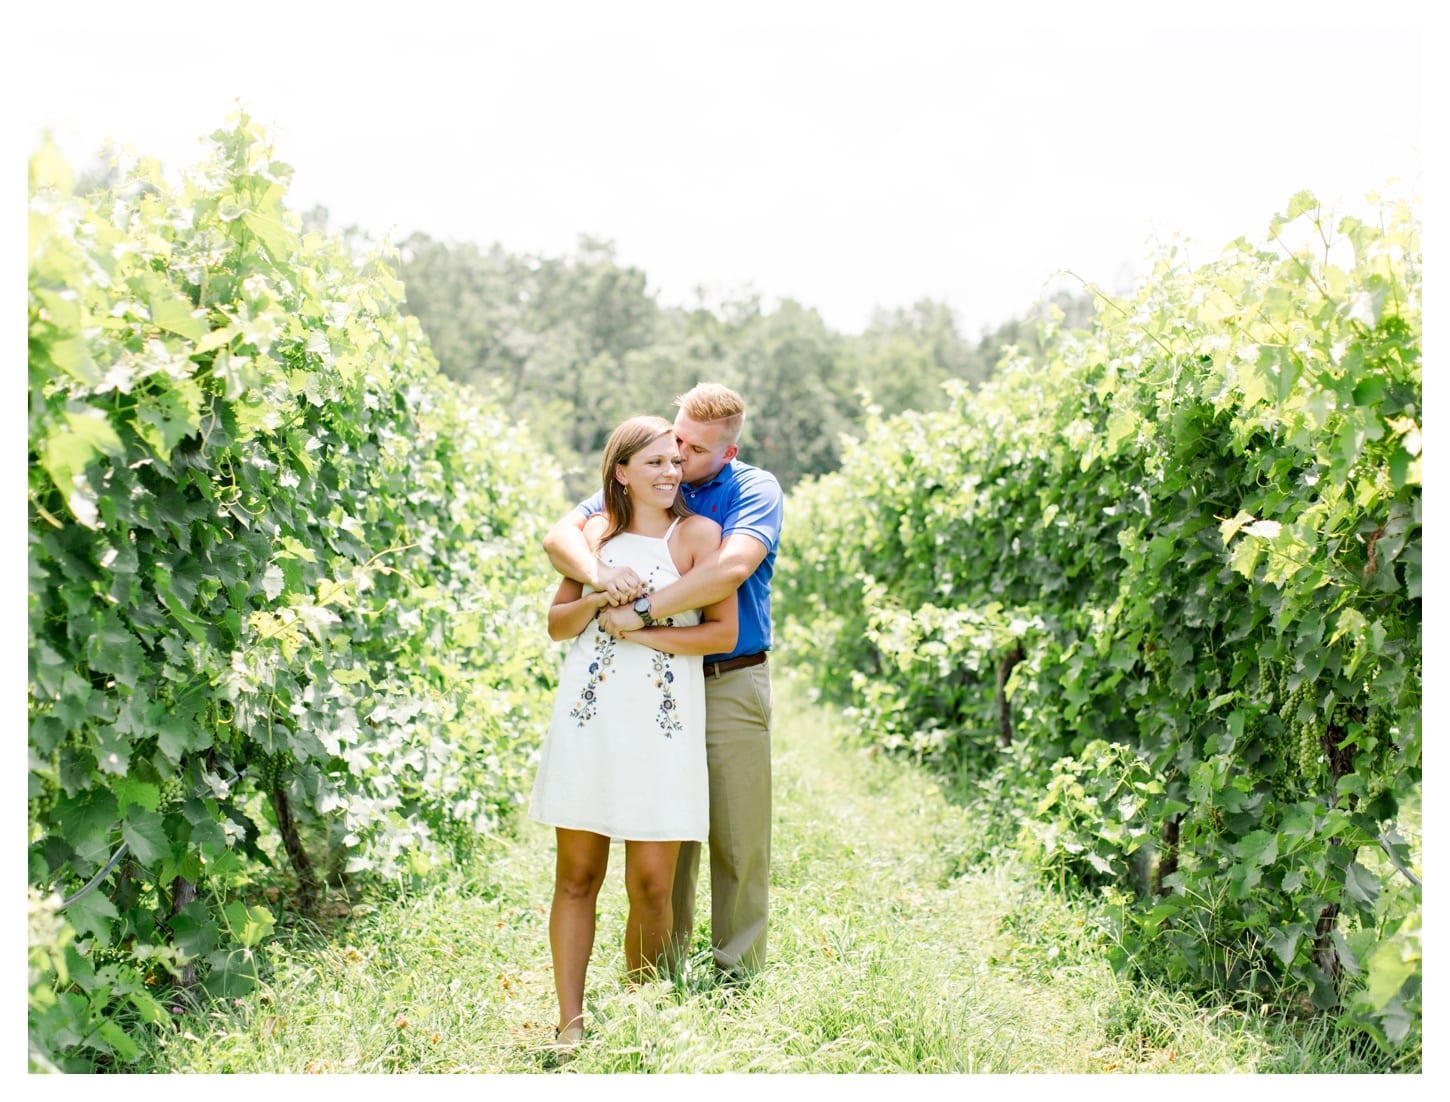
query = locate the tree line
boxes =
[351,222,1094,497]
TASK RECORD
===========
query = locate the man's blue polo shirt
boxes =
[575,458,784,663]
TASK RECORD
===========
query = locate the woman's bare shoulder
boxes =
[583,512,609,548]
[679,513,723,546]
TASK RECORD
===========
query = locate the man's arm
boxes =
[542,510,641,604]
[600,533,767,634]
[621,590,738,656]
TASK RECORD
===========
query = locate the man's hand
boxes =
[545,513,642,604]
[595,563,643,606]
[599,604,645,638]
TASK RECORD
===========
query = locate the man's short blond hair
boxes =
[675,382,746,444]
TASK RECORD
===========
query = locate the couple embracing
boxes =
[528,382,784,1049]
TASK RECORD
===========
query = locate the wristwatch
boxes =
[633,596,656,626]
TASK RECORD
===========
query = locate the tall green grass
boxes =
[138,671,1410,1073]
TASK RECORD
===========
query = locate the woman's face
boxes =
[616,433,683,508]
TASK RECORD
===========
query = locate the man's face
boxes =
[673,412,737,486]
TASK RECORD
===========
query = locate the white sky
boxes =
[11,2,1427,338]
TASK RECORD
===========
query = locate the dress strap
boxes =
[662,517,682,542]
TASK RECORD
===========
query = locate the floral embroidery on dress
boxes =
[637,572,683,736]
[570,624,616,727]
[651,648,682,736]
[570,537,690,736]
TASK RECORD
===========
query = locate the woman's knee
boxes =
[555,858,606,901]
[625,865,674,911]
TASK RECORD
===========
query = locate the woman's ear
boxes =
[614,463,628,485]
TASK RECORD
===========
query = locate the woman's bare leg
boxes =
[550,828,610,1037]
[623,840,681,981]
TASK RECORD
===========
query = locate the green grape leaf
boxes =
[96,1020,141,1063]
[92,724,134,777]
[40,410,124,499]
[114,777,160,816]
[223,901,277,949]
[1342,860,1382,908]
[150,292,210,342]
[121,807,173,866]
[29,139,75,196]
[1265,924,1303,965]
[241,209,293,260]
[132,386,202,462]
[168,899,218,960]
[1287,190,1319,219]
[43,338,100,385]
[62,887,118,944]
[157,710,204,762]
[1363,938,1418,1011]
[1389,445,1413,489]
[1235,830,1279,866]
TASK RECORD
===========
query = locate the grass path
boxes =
[144,671,1365,1074]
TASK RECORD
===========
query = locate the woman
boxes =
[528,415,738,1051]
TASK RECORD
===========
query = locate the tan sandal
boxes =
[548,1021,586,1061]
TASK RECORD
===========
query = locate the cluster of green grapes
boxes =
[256,749,296,791]
[27,741,62,832]
[1280,681,1325,780]
[1255,657,1321,800]
[1257,655,1277,696]
[1357,708,1393,805]
[158,773,187,810]
[1363,708,1392,747]
[27,780,59,829]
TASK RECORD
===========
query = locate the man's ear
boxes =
[724,444,739,463]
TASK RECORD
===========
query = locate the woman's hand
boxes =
[599,603,646,638]
[594,563,643,605]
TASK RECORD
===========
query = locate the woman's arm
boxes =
[548,576,612,641]
[546,516,613,640]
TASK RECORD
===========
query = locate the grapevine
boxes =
[776,187,1421,1044]
[27,116,565,1070]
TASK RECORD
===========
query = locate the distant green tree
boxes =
[394,232,534,403]
[844,298,978,415]
[524,237,658,459]
[395,234,668,496]
[975,288,1099,366]
[388,227,1101,492]
[713,298,854,488]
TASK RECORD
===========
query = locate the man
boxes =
[542,382,783,977]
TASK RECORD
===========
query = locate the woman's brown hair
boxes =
[596,415,692,546]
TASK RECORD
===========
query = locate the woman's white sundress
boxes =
[528,518,708,842]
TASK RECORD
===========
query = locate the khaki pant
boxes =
[671,658,773,975]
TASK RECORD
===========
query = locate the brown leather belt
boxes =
[704,652,767,678]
